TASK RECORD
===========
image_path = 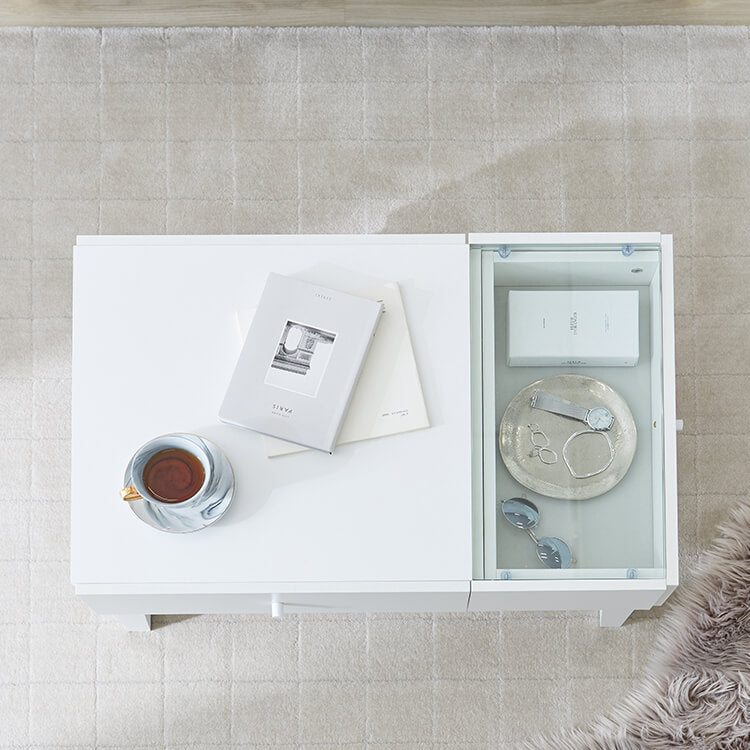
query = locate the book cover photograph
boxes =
[219,273,383,453]
[264,320,337,398]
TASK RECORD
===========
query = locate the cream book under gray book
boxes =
[219,273,383,453]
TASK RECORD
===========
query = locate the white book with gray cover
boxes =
[219,273,383,453]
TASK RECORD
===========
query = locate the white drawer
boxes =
[76,581,470,620]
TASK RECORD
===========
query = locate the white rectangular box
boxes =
[507,289,639,367]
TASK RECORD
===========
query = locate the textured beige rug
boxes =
[525,501,750,749]
[1,23,748,748]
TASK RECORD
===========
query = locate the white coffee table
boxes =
[72,232,678,631]
[71,234,474,630]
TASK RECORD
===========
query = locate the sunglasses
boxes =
[500,497,572,569]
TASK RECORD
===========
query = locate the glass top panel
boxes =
[478,244,666,581]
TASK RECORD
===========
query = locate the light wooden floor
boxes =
[2,0,750,27]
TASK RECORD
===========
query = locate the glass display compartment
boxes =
[470,234,672,582]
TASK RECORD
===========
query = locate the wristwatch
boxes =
[530,390,615,431]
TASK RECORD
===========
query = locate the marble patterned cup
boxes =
[121,433,212,507]
[121,433,234,533]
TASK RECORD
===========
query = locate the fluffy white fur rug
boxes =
[523,501,750,750]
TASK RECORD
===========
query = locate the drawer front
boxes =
[78,585,470,618]
[468,580,668,616]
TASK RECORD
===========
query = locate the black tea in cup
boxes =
[142,448,205,503]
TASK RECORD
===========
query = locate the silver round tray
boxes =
[498,374,637,500]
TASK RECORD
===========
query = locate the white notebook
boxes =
[237,282,430,457]
[219,273,383,453]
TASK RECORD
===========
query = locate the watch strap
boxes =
[530,390,589,422]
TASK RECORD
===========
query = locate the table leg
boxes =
[599,607,632,627]
[115,614,152,632]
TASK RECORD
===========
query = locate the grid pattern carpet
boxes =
[0,24,747,748]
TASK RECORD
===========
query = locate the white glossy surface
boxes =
[71,235,473,586]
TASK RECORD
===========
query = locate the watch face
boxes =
[587,407,614,431]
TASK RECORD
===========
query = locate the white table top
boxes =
[71,235,473,586]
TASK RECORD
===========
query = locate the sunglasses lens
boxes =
[501,497,539,530]
[536,536,572,569]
